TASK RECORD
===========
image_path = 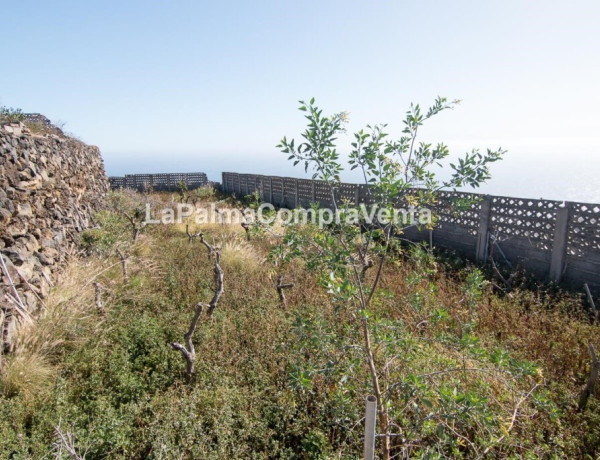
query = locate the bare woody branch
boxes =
[53,419,85,460]
[241,222,250,241]
[489,238,519,291]
[122,211,142,242]
[93,282,105,316]
[482,383,541,456]
[171,302,204,376]
[185,224,200,243]
[276,273,294,306]
[579,343,599,411]
[584,283,598,325]
[199,233,213,259]
[186,224,214,259]
[171,248,224,376]
[207,250,224,316]
[116,248,129,284]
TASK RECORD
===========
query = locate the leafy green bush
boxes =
[80,210,129,255]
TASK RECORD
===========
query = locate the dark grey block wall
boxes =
[109,172,208,191]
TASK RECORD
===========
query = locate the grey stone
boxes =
[0,123,108,346]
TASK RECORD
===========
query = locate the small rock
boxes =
[16,202,32,218]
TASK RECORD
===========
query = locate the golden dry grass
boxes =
[2,255,113,397]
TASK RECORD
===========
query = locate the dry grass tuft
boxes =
[220,238,266,272]
[2,255,111,398]
[0,353,55,401]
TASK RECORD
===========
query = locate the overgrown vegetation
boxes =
[0,187,597,459]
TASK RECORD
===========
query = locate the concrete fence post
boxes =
[476,195,493,261]
[259,177,265,201]
[550,202,571,282]
[363,395,377,460]
[294,179,299,208]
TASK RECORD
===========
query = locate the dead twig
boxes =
[584,283,598,325]
[480,383,541,457]
[1,296,13,355]
[276,273,294,306]
[215,208,224,226]
[489,236,519,291]
[578,343,599,411]
[53,419,85,460]
[0,253,26,312]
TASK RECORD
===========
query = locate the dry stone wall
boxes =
[0,122,109,351]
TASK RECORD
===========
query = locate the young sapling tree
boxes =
[278,97,505,459]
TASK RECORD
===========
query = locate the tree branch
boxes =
[579,343,599,411]
[93,282,105,316]
[171,248,224,376]
[116,248,129,284]
[276,273,295,306]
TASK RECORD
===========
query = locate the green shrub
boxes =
[0,106,25,123]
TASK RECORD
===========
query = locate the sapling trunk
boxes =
[579,343,599,411]
[276,273,294,306]
[171,241,224,378]
[241,222,250,241]
[123,212,141,243]
[93,282,105,316]
[361,315,391,459]
[116,249,129,284]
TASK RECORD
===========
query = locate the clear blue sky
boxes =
[2,0,599,200]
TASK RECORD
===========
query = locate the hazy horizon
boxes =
[104,136,600,203]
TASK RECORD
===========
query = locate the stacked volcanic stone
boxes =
[0,122,109,351]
